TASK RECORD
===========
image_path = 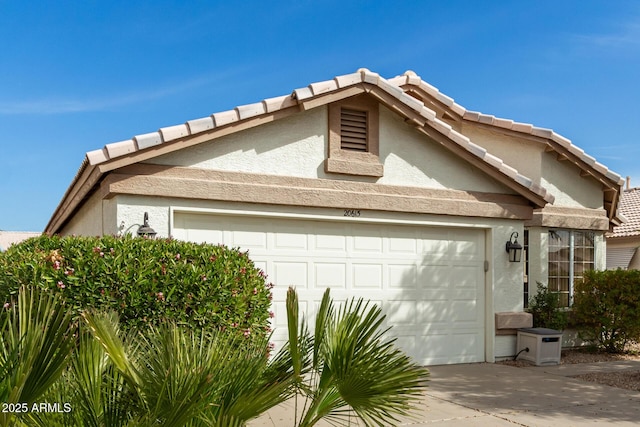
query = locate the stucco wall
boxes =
[149,107,327,179]
[60,191,106,236]
[149,104,516,195]
[461,125,543,187]
[540,155,603,208]
[461,124,603,209]
[378,108,513,193]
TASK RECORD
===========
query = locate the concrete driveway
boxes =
[250,361,640,426]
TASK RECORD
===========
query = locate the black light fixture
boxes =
[506,231,522,262]
[136,212,157,238]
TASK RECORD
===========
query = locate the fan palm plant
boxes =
[283,287,429,427]
[0,286,76,427]
[80,311,295,427]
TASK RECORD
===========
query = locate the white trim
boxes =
[169,205,497,232]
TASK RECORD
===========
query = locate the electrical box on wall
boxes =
[516,328,563,366]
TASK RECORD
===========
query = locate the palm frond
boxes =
[287,288,429,427]
[0,286,75,427]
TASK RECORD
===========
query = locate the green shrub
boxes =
[526,282,568,331]
[572,269,640,353]
[0,235,272,335]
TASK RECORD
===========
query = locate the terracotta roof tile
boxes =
[160,124,189,142]
[106,140,137,158]
[334,71,362,88]
[478,114,495,125]
[50,67,579,233]
[86,148,109,165]
[134,132,162,150]
[75,69,560,207]
[390,70,623,188]
[186,117,215,133]
[550,133,571,147]
[494,118,514,129]
[361,68,380,85]
[262,95,297,113]
[308,79,338,95]
[511,122,534,133]
[292,86,314,101]
[377,77,405,99]
[609,189,640,238]
[236,102,266,120]
[531,127,553,139]
[212,109,239,127]
[463,111,480,121]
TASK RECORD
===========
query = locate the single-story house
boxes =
[46,68,623,365]
[606,180,640,269]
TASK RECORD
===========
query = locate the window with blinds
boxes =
[340,108,368,151]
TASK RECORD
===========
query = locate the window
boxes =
[325,94,383,177]
[548,230,594,307]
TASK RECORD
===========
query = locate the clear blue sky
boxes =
[1,1,639,231]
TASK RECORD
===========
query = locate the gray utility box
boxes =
[516,328,563,366]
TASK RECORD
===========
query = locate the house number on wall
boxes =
[343,209,361,217]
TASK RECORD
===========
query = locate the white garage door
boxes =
[173,212,485,365]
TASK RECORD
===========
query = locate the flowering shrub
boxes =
[0,235,272,335]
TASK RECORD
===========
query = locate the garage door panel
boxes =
[174,213,485,365]
[352,263,383,289]
[352,233,383,253]
[420,265,451,288]
[388,234,419,255]
[420,331,483,365]
[422,236,449,255]
[273,262,308,288]
[388,264,417,289]
[274,231,308,251]
[231,229,268,249]
[315,263,346,289]
[385,300,417,325]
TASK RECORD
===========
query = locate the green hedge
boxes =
[0,235,273,336]
[573,269,640,353]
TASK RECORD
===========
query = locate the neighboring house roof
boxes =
[45,68,622,233]
[0,231,40,251]
[608,188,640,239]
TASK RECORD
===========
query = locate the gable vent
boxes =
[340,108,368,151]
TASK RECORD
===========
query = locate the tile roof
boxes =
[608,188,640,238]
[79,68,553,205]
[49,68,624,232]
[388,71,624,188]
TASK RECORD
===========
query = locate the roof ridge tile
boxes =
[308,79,338,96]
[187,116,215,134]
[236,102,266,120]
[134,132,163,150]
[334,71,363,88]
[212,109,239,127]
[160,124,189,143]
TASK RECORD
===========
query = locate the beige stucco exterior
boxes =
[462,124,605,211]
[51,69,623,363]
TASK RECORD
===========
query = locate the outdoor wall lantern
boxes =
[506,231,522,262]
[136,212,157,238]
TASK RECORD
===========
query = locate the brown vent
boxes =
[340,108,368,151]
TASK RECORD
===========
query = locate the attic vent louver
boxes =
[340,108,368,151]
